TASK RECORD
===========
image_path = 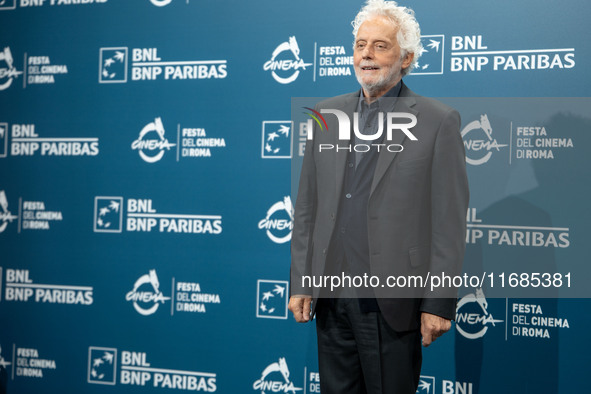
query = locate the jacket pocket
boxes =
[396,156,430,170]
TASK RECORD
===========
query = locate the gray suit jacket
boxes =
[290,82,469,331]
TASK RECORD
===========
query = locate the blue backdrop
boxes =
[0,0,589,393]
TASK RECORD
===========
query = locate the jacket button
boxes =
[345,193,352,199]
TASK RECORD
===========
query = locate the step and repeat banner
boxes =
[0,1,589,393]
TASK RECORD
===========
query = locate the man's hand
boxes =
[421,312,451,347]
[288,295,312,322]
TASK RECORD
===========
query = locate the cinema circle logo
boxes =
[149,0,172,6]
[0,190,18,233]
[0,47,23,91]
[455,288,503,339]
[263,37,312,84]
[125,270,171,316]
[253,357,302,394]
[258,196,294,244]
[131,117,176,163]
[461,114,507,166]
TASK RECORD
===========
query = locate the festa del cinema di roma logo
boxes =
[149,0,172,6]
[131,117,176,163]
[258,196,294,244]
[253,357,302,394]
[461,114,507,165]
[455,288,503,339]
[263,37,312,84]
[0,190,18,232]
[0,47,23,91]
[125,270,171,316]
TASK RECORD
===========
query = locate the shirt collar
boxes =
[358,80,402,112]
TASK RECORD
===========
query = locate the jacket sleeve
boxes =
[290,111,319,296]
[420,108,469,320]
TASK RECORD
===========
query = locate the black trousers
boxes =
[315,298,422,394]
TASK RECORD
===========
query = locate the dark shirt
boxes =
[329,82,402,309]
[355,82,402,167]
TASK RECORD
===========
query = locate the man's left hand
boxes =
[420,312,451,347]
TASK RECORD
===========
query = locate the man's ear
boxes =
[402,52,414,70]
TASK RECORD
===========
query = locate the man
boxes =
[289,0,468,393]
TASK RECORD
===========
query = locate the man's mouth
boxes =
[361,66,380,70]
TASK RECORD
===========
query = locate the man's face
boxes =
[353,16,413,96]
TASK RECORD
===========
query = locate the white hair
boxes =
[352,0,422,76]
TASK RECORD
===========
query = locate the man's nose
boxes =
[361,46,374,58]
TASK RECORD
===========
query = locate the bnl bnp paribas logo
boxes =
[94,197,122,233]
[410,35,575,74]
[0,0,16,10]
[0,47,23,90]
[88,347,116,385]
[462,114,507,166]
[261,121,292,159]
[417,375,475,394]
[88,347,217,391]
[258,196,294,244]
[0,1,108,9]
[256,280,288,319]
[455,288,503,339]
[94,196,223,234]
[99,47,127,83]
[416,375,435,394]
[263,37,311,84]
[99,46,226,83]
[411,35,444,75]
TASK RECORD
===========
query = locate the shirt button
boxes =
[340,227,346,234]
[348,162,354,168]
[345,193,352,199]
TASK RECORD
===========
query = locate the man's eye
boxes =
[356,43,366,49]
[376,44,387,50]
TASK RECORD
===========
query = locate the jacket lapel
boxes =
[334,92,360,201]
[370,84,419,196]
